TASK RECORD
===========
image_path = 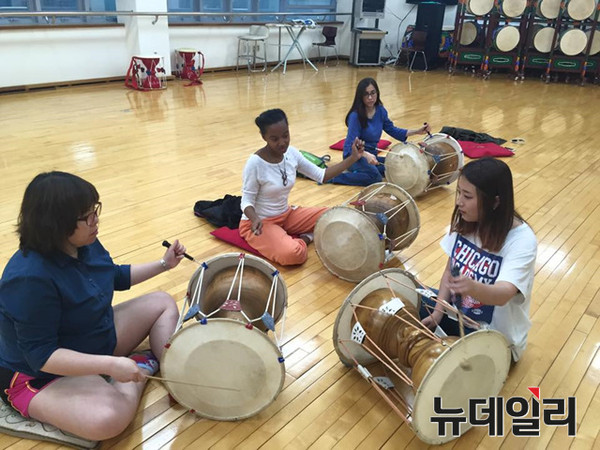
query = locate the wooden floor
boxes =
[1,65,599,449]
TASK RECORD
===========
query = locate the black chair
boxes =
[408,30,428,72]
[312,26,339,65]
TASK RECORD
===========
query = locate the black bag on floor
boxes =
[193,194,242,229]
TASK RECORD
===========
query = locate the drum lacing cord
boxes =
[422,150,459,192]
[221,256,253,324]
[350,306,413,386]
[176,263,209,331]
[352,190,419,256]
[265,274,286,349]
[338,334,413,422]
[391,273,480,330]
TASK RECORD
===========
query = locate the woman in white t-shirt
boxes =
[240,109,364,266]
[421,157,537,361]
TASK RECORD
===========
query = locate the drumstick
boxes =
[146,375,240,392]
[451,265,472,371]
[162,240,198,264]
[423,122,433,138]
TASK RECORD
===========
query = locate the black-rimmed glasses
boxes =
[78,202,102,226]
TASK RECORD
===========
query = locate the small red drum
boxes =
[175,48,205,84]
[385,133,464,198]
[559,28,588,56]
[459,21,482,46]
[332,268,511,444]
[536,0,561,18]
[586,29,600,56]
[161,253,287,420]
[566,0,596,20]
[500,0,527,17]
[467,0,494,15]
[532,26,558,53]
[314,183,420,283]
[124,55,167,91]
[492,26,521,52]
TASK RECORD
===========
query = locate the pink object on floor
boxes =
[329,139,392,150]
[210,227,263,256]
[458,141,514,158]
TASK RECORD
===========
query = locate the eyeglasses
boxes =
[77,202,102,226]
[364,90,378,98]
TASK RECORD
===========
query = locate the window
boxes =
[0,0,117,25]
[166,0,337,23]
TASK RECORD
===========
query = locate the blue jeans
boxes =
[329,155,386,186]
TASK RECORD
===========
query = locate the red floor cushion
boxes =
[329,139,392,150]
[209,227,263,256]
[458,141,514,158]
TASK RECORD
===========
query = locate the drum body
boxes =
[467,0,494,15]
[460,21,482,46]
[421,133,464,188]
[314,183,420,283]
[385,133,463,198]
[586,29,600,56]
[493,26,521,52]
[333,269,511,444]
[500,0,527,17]
[186,253,287,332]
[532,26,558,53]
[161,318,285,420]
[536,0,561,19]
[566,0,596,20]
[559,28,588,56]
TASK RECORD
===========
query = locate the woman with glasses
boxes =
[0,171,187,440]
[329,77,432,186]
[240,108,363,266]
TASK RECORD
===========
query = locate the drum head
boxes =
[385,143,430,197]
[333,268,421,366]
[501,0,526,17]
[533,27,557,53]
[314,206,385,283]
[537,0,561,18]
[460,22,479,46]
[560,29,587,56]
[467,0,494,15]
[494,26,520,52]
[586,30,600,56]
[187,253,287,330]
[567,0,595,20]
[411,330,510,444]
[356,182,420,250]
[422,133,464,188]
[161,319,285,421]
[177,48,197,53]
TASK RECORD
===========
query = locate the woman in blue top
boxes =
[0,172,187,441]
[330,77,432,186]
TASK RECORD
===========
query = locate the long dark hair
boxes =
[255,108,288,136]
[18,171,99,255]
[450,158,523,252]
[345,77,383,129]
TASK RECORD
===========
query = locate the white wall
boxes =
[0,0,457,88]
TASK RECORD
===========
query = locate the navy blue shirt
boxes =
[0,240,131,378]
[343,105,408,159]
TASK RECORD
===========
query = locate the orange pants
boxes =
[239,206,328,266]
